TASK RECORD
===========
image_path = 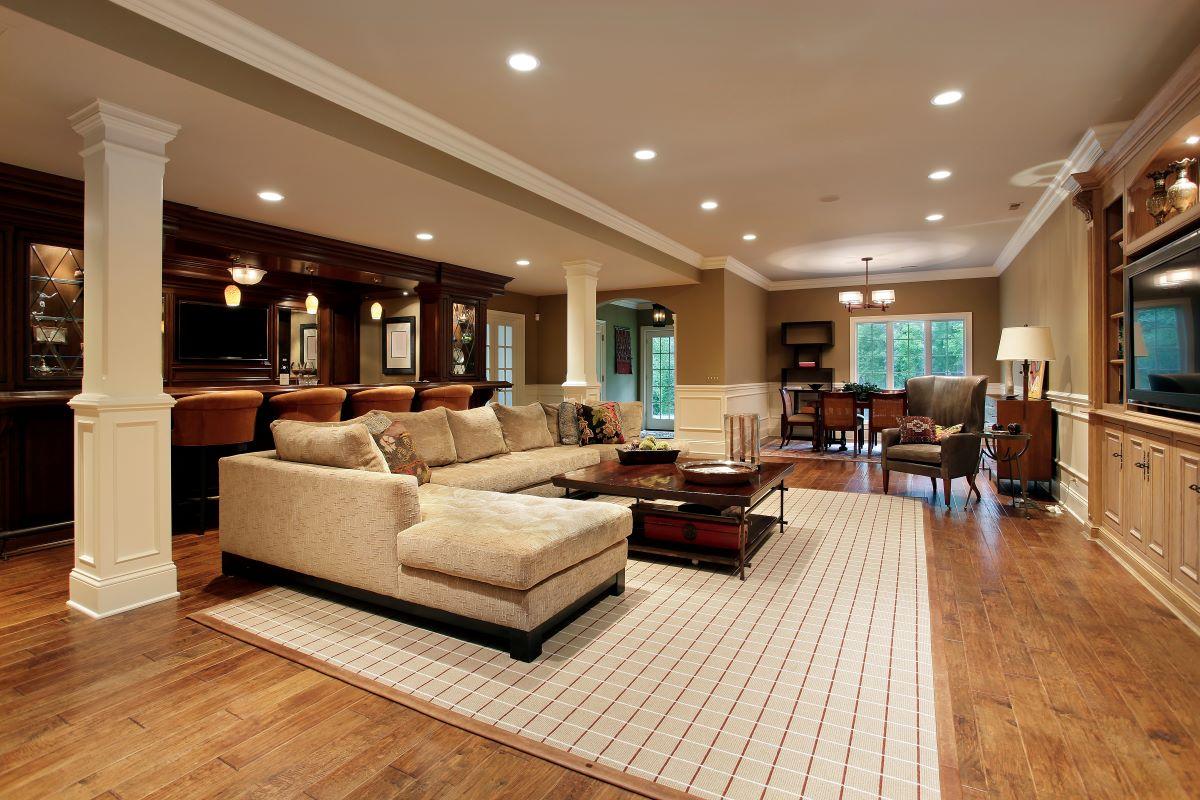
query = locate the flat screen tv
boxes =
[1127,228,1200,413]
[176,300,269,361]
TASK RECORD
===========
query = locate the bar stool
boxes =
[348,385,416,417]
[417,384,473,411]
[268,387,347,422]
[172,390,264,535]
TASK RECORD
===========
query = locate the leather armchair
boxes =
[880,375,988,507]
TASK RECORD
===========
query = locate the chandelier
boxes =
[838,257,895,312]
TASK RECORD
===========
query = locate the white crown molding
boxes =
[110,0,703,269]
[699,256,772,290]
[994,122,1128,273]
[768,265,1000,291]
[604,298,645,310]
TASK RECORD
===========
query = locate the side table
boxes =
[982,431,1034,516]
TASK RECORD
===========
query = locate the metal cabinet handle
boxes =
[1190,484,1200,493]
[1133,461,1147,469]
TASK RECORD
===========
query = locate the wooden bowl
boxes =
[616,446,681,465]
[676,460,759,485]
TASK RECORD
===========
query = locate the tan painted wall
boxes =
[358,296,421,383]
[998,203,1089,395]
[766,277,1003,383]
[724,272,770,385]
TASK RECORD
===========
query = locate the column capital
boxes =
[69,99,180,157]
[562,259,602,279]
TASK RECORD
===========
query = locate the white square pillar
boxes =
[67,100,181,619]
[561,259,602,404]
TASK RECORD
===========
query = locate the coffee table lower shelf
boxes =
[627,510,780,573]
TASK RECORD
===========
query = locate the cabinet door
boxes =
[1174,444,1200,600]
[1124,433,1149,550]
[1143,437,1170,571]
[1101,426,1123,532]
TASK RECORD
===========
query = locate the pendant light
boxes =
[223,284,241,307]
[305,292,319,315]
[651,304,669,326]
[370,301,383,320]
[839,257,895,312]
[228,255,266,285]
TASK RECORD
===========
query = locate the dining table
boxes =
[783,385,905,452]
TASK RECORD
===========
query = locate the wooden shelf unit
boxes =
[1102,197,1126,404]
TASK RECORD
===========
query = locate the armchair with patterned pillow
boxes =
[880,375,988,507]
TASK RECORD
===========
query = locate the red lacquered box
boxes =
[642,513,740,550]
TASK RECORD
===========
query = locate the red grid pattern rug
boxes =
[192,488,938,800]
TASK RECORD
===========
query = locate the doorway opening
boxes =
[596,299,675,437]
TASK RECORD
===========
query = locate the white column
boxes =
[67,100,181,619]
[561,259,602,403]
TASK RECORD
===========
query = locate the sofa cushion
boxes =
[541,402,560,443]
[404,483,631,590]
[446,405,509,462]
[270,419,389,473]
[375,407,457,466]
[427,445,600,493]
[494,402,555,451]
[886,443,942,465]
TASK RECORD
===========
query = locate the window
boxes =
[851,314,971,389]
[642,327,675,430]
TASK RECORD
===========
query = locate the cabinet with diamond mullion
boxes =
[26,243,85,381]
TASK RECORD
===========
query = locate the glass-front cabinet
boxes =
[27,243,85,380]
[450,300,478,377]
[415,284,488,381]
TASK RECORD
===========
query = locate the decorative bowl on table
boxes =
[676,460,759,485]
[616,446,681,465]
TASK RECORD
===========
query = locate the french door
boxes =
[486,310,524,405]
[641,326,675,431]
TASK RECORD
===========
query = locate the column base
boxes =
[67,562,180,619]
[561,382,602,404]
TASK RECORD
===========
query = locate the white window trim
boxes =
[486,309,526,405]
[641,325,675,431]
[849,312,973,388]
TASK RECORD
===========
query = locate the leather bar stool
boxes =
[172,390,264,535]
[348,385,416,417]
[417,384,473,411]
[268,387,347,422]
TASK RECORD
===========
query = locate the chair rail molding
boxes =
[676,383,774,457]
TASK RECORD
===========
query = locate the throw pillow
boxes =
[618,401,643,441]
[897,415,938,445]
[370,420,430,484]
[557,401,581,445]
[540,402,560,443]
[494,402,555,451]
[446,405,510,462]
[372,407,458,466]
[577,401,625,446]
[270,420,389,473]
[935,423,964,442]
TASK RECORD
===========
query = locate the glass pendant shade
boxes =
[870,289,895,305]
[305,292,319,314]
[223,284,241,307]
[228,266,267,285]
[370,301,383,320]
[838,290,864,306]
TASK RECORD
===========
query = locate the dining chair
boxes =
[778,387,818,448]
[867,391,908,453]
[819,390,864,454]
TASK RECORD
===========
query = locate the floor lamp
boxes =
[996,326,1056,401]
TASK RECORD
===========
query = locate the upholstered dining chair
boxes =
[866,391,907,454]
[417,384,474,411]
[819,390,864,454]
[268,387,347,422]
[349,385,416,417]
[880,375,988,507]
[778,387,818,448]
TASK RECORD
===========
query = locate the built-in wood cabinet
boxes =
[1122,430,1169,571]
[1101,425,1124,531]
[1172,443,1200,600]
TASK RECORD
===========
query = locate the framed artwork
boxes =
[299,323,319,366]
[382,315,416,375]
[614,326,632,374]
[1028,360,1047,400]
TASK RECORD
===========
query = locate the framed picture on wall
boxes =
[299,323,319,367]
[614,326,632,374]
[382,315,416,375]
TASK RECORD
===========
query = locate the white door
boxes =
[486,310,524,405]
[596,321,607,400]
[641,326,675,431]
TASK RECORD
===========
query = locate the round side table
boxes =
[982,431,1034,516]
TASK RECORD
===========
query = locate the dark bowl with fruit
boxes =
[616,436,681,465]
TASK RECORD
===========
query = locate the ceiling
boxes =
[1,1,1199,293]
[209,0,1200,279]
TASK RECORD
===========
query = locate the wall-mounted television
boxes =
[176,300,270,361]
[1127,228,1200,413]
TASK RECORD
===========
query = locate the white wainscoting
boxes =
[676,383,775,457]
[1046,390,1089,525]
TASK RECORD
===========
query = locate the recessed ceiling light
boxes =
[515,259,530,266]
[415,232,434,241]
[257,190,284,202]
[930,90,964,106]
[928,169,952,181]
[634,149,657,160]
[507,52,539,72]
[700,200,719,210]
[742,233,757,241]
[925,213,944,222]
[1187,135,1200,145]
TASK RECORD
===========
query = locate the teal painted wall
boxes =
[598,303,639,402]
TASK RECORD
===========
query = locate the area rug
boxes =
[192,488,938,800]
[762,439,880,464]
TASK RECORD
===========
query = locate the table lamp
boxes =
[996,325,1056,401]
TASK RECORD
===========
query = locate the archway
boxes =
[596,299,676,437]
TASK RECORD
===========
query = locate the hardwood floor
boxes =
[1,460,1198,799]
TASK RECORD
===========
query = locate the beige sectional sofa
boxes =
[218,399,668,659]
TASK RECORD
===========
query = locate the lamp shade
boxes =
[838,290,864,306]
[870,288,895,305]
[305,292,319,315]
[223,284,241,307]
[370,301,383,320]
[228,265,266,285]
[996,325,1055,361]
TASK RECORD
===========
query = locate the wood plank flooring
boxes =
[0,459,1198,799]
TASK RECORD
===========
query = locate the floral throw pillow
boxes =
[897,415,938,445]
[935,423,963,442]
[370,420,430,485]
[577,401,625,446]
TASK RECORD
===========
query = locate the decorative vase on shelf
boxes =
[1146,168,1173,225]
[1168,157,1197,215]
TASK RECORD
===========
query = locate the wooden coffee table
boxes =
[552,459,793,579]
